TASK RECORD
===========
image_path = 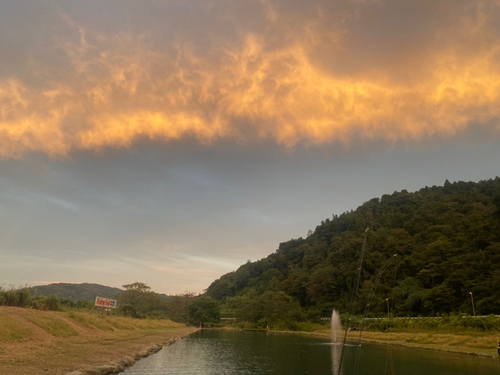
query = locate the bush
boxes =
[0,288,31,307]
[75,300,93,309]
[118,304,141,318]
[30,295,61,311]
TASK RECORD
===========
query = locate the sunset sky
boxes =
[1,0,499,294]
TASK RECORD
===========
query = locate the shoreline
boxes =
[66,328,198,375]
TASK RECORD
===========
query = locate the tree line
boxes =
[1,282,221,325]
[116,282,220,324]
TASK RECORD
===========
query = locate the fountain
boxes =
[331,310,342,375]
[331,309,341,344]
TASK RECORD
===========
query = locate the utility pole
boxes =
[469,292,476,317]
[386,298,390,316]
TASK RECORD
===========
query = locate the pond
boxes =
[123,330,500,375]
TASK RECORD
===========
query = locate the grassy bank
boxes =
[351,315,500,357]
[350,330,499,357]
[0,306,196,375]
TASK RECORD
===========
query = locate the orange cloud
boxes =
[1,2,499,158]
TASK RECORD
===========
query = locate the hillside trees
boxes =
[188,296,221,324]
[205,178,500,323]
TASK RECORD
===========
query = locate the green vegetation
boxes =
[0,282,221,324]
[188,297,221,324]
[206,178,500,330]
[113,283,221,323]
[0,286,77,311]
[167,292,196,323]
[117,282,168,318]
[363,314,500,333]
[234,291,304,330]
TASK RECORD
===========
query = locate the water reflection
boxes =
[123,330,500,375]
[331,343,342,375]
[382,347,394,375]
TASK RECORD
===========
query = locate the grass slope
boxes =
[0,306,196,375]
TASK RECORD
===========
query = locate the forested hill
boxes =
[29,283,124,302]
[29,282,171,302]
[205,178,500,319]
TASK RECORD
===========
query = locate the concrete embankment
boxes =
[66,337,191,375]
[0,306,197,375]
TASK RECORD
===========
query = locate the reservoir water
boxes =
[123,330,500,375]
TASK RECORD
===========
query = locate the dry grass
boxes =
[0,313,32,341]
[65,311,182,331]
[345,330,500,356]
[0,306,196,375]
[23,313,79,337]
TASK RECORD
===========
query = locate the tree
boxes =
[188,296,221,324]
[116,282,166,317]
[122,282,152,293]
[168,291,196,323]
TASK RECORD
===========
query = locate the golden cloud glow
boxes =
[1,2,500,158]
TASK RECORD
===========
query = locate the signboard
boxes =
[95,296,117,309]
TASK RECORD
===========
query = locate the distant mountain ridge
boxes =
[28,282,172,302]
[29,283,124,302]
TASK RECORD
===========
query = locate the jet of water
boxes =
[331,309,341,344]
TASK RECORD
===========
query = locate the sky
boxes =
[1,0,499,295]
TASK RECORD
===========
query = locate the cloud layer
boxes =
[1,0,500,158]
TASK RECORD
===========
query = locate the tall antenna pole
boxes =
[353,254,399,375]
[337,228,369,374]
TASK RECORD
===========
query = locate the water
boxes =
[331,310,341,344]
[123,330,500,375]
